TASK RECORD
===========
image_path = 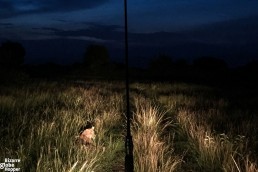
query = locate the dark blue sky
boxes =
[1,0,258,66]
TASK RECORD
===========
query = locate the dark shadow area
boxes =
[0,41,28,85]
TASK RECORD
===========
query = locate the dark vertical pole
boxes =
[124,0,134,172]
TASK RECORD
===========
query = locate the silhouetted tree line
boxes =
[1,40,258,85]
[148,55,228,72]
[146,54,258,85]
[0,41,27,83]
[84,44,109,67]
[0,41,25,67]
[147,54,235,85]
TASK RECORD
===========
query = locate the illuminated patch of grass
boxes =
[0,81,125,171]
[1,81,257,171]
[132,96,182,172]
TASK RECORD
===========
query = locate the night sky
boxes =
[1,0,258,67]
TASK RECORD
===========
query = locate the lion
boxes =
[77,121,96,145]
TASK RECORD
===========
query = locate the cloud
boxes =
[185,15,258,45]
[37,23,124,41]
[52,19,69,23]
[0,1,15,18]
[31,23,196,50]
[38,0,110,12]
[0,0,110,19]
[0,22,14,27]
[32,27,64,32]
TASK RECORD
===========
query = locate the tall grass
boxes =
[132,96,182,172]
[0,81,125,171]
[179,109,257,172]
[153,82,258,172]
[1,80,257,171]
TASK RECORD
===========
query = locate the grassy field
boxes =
[0,79,257,171]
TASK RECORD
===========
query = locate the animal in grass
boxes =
[78,121,96,145]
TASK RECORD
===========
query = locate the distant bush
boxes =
[0,41,25,67]
[84,44,109,70]
[148,54,174,78]
[148,54,173,71]
[193,56,228,71]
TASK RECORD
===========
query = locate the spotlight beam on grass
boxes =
[124,0,134,171]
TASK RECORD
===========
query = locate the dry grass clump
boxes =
[132,96,182,172]
[177,109,258,172]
